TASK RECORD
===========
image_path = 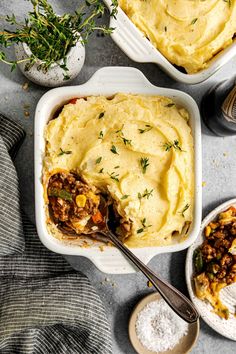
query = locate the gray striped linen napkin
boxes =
[0,113,112,354]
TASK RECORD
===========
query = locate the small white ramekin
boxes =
[35,66,202,274]
[104,0,236,84]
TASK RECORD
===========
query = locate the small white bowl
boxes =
[186,198,236,340]
[34,66,202,274]
[104,0,236,84]
[15,41,85,87]
[128,293,200,354]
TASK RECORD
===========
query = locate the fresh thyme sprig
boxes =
[138,188,153,201]
[0,0,118,75]
[108,171,119,182]
[180,204,190,217]
[58,148,72,156]
[140,157,149,174]
[138,124,153,134]
[116,126,132,146]
[163,140,183,152]
[137,218,152,234]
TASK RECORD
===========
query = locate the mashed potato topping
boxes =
[44,93,194,247]
[119,0,236,73]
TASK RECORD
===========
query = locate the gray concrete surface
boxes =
[1,1,236,353]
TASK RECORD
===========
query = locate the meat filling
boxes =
[47,172,132,241]
[47,172,103,234]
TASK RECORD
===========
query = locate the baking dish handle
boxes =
[86,66,154,89]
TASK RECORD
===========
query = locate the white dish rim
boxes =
[104,0,236,84]
[35,66,202,274]
[185,198,236,341]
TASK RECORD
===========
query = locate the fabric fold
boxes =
[0,114,112,354]
[0,114,25,255]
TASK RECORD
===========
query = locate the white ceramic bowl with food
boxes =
[104,1,236,84]
[35,66,202,274]
[186,198,236,340]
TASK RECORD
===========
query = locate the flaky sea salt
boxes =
[135,299,188,352]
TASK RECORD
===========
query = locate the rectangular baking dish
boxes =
[104,0,236,84]
[35,66,202,274]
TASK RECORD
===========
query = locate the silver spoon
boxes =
[55,184,199,323]
[87,208,199,324]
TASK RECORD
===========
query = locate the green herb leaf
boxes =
[121,194,129,200]
[110,145,119,154]
[138,189,154,201]
[165,103,175,107]
[137,228,144,234]
[96,156,102,164]
[190,18,198,25]
[0,0,115,74]
[98,112,105,119]
[99,168,104,174]
[48,188,72,202]
[181,203,190,217]
[137,218,152,234]
[138,124,153,134]
[58,148,72,156]
[140,157,150,174]
[108,172,119,182]
[98,131,104,140]
[121,137,132,146]
[163,140,183,152]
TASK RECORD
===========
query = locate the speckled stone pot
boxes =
[15,41,85,87]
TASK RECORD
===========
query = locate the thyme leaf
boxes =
[110,144,119,154]
[138,124,153,134]
[98,131,104,139]
[95,156,102,164]
[190,18,198,25]
[181,204,190,217]
[163,140,183,152]
[138,188,153,201]
[98,112,105,119]
[58,148,72,156]
[121,194,129,200]
[108,172,119,182]
[137,218,152,233]
[140,157,150,174]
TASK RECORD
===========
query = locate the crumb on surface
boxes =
[24,110,30,118]
[202,181,206,187]
[22,82,29,91]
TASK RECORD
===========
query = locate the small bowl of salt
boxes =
[129,293,199,354]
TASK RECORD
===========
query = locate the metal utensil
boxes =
[98,223,199,323]
[55,187,199,323]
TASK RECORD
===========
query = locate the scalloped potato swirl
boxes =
[44,94,194,247]
[119,0,236,73]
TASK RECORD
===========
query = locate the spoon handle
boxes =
[105,230,199,323]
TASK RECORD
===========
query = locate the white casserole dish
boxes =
[104,0,236,84]
[35,66,202,274]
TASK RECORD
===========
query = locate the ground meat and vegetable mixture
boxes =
[193,206,236,319]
